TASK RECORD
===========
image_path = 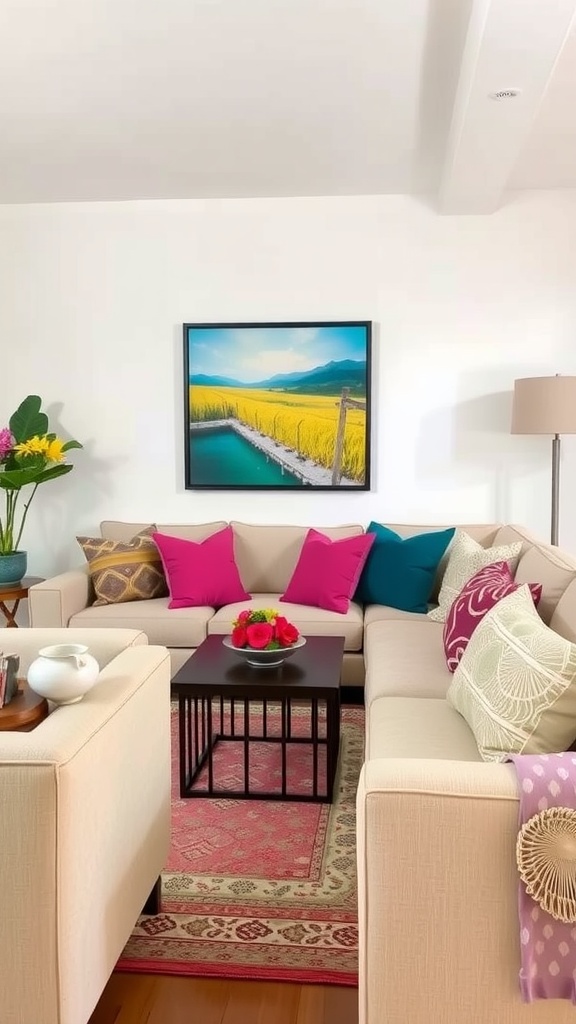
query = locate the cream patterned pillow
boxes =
[428,529,522,622]
[447,586,576,762]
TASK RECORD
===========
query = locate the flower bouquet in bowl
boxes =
[222,608,306,668]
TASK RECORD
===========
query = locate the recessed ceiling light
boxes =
[489,89,521,101]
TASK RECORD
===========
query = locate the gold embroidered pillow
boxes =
[447,586,576,762]
[428,529,522,622]
[77,527,168,606]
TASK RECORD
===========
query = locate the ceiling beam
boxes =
[438,0,576,214]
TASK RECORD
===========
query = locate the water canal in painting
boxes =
[189,427,303,487]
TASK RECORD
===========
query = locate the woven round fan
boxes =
[516,807,576,923]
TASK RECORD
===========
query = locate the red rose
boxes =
[231,625,248,648]
[277,623,299,647]
[273,615,289,639]
[246,622,274,649]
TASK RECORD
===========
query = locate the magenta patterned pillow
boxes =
[443,561,542,672]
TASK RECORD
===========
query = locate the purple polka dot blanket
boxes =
[509,752,576,1003]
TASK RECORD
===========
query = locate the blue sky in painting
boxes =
[188,323,367,383]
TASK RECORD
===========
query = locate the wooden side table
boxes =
[0,681,48,731]
[0,576,44,628]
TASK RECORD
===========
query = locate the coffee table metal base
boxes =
[179,694,340,803]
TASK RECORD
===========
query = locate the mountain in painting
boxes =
[190,359,366,396]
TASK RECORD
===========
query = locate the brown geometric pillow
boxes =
[77,527,168,606]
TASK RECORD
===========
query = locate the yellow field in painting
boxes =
[190,386,366,481]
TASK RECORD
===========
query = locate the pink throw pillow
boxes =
[280,528,375,615]
[152,527,250,609]
[443,561,542,672]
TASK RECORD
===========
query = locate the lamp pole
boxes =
[551,433,560,547]
[511,373,576,550]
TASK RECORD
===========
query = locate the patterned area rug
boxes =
[116,704,363,985]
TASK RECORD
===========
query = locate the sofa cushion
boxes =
[364,604,431,626]
[364,619,451,705]
[428,529,522,623]
[280,528,374,614]
[208,594,364,652]
[100,520,228,543]
[447,586,576,762]
[442,561,542,672]
[381,523,501,600]
[77,528,168,606]
[69,599,214,648]
[383,523,499,545]
[153,527,250,609]
[550,579,576,643]
[492,524,539,551]
[367,696,482,761]
[355,523,455,612]
[230,521,364,593]
[514,543,576,625]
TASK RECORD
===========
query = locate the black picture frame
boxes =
[183,320,372,491]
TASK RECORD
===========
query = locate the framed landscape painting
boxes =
[183,320,372,490]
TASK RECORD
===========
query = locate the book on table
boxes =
[0,653,20,708]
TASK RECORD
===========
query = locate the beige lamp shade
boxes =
[511,376,576,435]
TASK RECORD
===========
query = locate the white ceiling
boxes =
[0,0,575,211]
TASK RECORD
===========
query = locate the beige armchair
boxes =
[0,628,171,1024]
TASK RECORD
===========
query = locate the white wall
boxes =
[1,189,576,579]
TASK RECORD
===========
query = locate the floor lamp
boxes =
[511,375,576,546]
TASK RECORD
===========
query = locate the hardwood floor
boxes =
[89,973,359,1024]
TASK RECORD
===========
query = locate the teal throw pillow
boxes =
[355,523,455,612]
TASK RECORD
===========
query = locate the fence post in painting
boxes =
[332,388,367,485]
[332,388,350,485]
[297,418,304,453]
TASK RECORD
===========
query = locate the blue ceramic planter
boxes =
[0,551,27,586]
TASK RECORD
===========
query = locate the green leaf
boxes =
[14,452,45,473]
[61,439,83,452]
[33,464,73,484]
[3,452,20,472]
[0,463,72,489]
[0,468,42,489]
[9,395,49,442]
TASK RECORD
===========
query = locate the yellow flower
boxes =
[46,437,65,462]
[15,435,50,456]
[14,435,66,462]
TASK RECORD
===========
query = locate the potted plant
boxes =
[0,395,82,585]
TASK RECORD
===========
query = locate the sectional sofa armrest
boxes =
[356,759,521,1024]
[28,566,91,627]
[0,626,148,675]
[0,644,171,1024]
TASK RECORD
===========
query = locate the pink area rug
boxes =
[116,704,363,985]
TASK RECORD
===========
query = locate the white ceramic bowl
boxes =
[222,635,306,668]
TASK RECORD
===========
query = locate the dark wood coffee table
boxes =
[172,634,344,803]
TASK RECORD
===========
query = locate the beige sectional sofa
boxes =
[0,627,172,1024]
[29,518,576,1022]
[29,520,371,685]
[357,523,576,1024]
